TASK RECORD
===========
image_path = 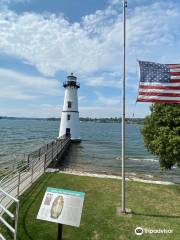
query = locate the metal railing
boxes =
[0,188,19,240]
[0,134,71,239]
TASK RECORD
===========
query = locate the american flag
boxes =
[137,61,180,104]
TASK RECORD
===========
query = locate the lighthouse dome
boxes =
[63,73,80,88]
[67,73,77,81]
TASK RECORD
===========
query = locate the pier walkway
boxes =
[0,134,71,240]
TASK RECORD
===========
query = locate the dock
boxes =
[0,134,71,240]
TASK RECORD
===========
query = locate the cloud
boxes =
[78,95,86,101]
[0,0,29,9]
[0,85,38,100]
[0,0,180,117]
[95,91,120,106]
[0,1,179,79]
[0,101,150,118]
[0,68,61,100]
[86,76,118,87]
[79,105,121,118]
[0,102,118,118]
[0,103,61,117]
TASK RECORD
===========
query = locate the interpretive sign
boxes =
[37,187,85,227]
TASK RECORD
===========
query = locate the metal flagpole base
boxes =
[116,207,132,216]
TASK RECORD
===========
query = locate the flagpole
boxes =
[121,0,127,214]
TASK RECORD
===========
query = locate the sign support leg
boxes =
[57,223,62,240]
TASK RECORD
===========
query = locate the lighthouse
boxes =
[58,73,81,142]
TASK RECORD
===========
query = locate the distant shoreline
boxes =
[0,116,144,124]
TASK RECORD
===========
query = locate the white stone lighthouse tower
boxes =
[59,73,81,142]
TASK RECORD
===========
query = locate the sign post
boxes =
[57,223,62,240]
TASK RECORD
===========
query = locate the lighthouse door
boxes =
[66,128,70,136]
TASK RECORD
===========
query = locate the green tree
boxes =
[141,103,180,169]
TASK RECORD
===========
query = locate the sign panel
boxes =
[37,187,85,227]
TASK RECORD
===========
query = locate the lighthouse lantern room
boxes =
[59,73,81,142]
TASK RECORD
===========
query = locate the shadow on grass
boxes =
[20,174,53,240]
[133,212,180,219]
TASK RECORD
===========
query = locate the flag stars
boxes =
[139,61,170,83]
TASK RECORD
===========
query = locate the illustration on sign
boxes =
[51,195,64,219]
[37,187,85,227]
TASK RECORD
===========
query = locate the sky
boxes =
[0,0,180,118]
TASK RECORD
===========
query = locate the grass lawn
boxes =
[1,172,180,240]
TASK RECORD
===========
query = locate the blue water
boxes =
[0,119,179,183]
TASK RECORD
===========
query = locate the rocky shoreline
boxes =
[46,168,175,185]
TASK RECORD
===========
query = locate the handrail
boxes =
[0,136,68,184]
[0,188,19,203]
[0,188,19,240]
[0,134,71,239]
[0,157,26,167]
[0,233,6,240]
[0,165,27,186]
[0,203,14,219]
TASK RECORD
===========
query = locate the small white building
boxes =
[58,73,81,142]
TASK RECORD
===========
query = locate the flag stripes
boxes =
[137,61,180,104]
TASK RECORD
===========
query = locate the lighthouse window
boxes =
[68,101,72,108]
[67,114,71,120]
